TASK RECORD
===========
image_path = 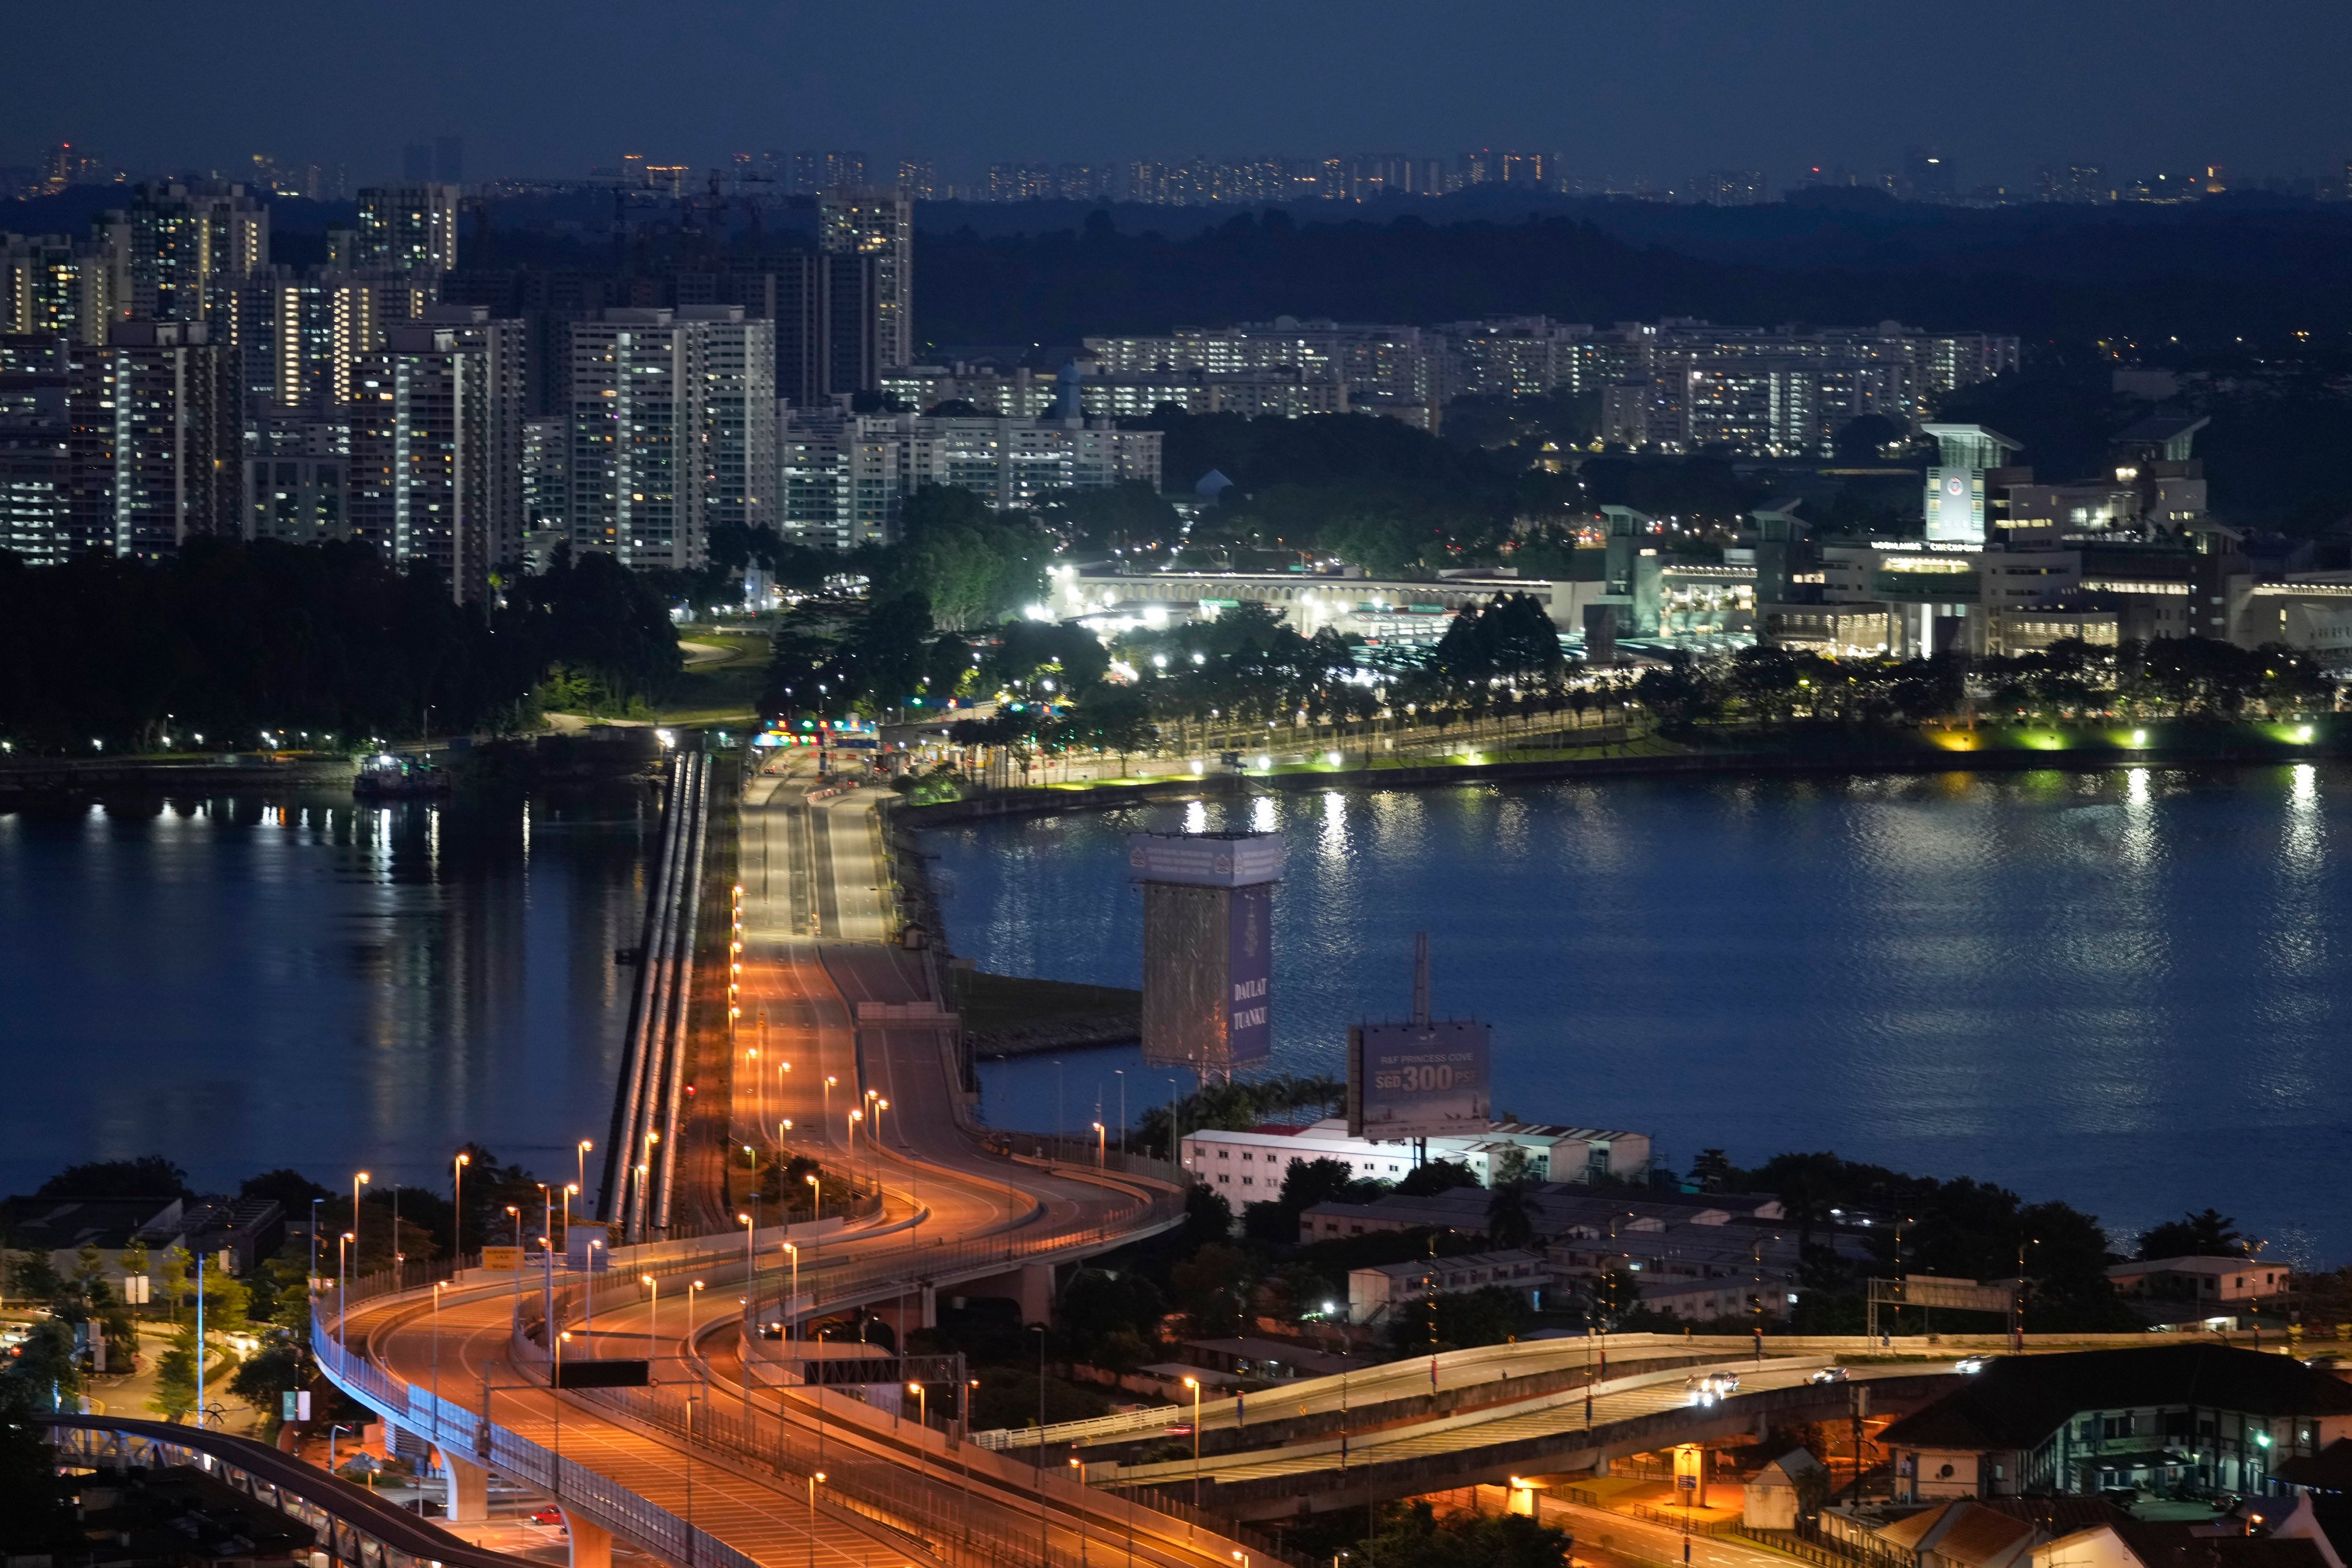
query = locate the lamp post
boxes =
[1075,1456,1095,1566]
[1029,1322,1051,1563]
[431,1280,447,1415]
[823,1075,836,1136]
[806,1471,826,1568]
[336,1231,354,1341]
[541,1185,557,1335]
[452,1153,469,1262]
[643,1274,661,1380]
[874,1098,890,1191]
[576,1141,592,1220]
[783,1243,800,1342]
[1094,1121,1105,1169]
[847,1110,863,1189]
[739,1212,756,1321]
[351,1172,370,1276]
[584,1240,601,1355]
[554,1330,571,1476]
[689,1280,705,1355]
[1184,1375,1203,1506]
[194,1250,206,1428]
[506,1206,522,1339]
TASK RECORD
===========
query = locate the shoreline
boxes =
[893,721,2352,826]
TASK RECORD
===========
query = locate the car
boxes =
[1808,1366,1851,1384]
[1683,1372,1740,1404]
[528,1505,569,1529]
[1954,1357,1987,1374]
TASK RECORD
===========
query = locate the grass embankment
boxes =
[951,970,1141,1057]
[658,625,771,727]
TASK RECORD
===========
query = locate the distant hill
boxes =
[910,202,2352,350]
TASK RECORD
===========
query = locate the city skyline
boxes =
[7,0,2352,195]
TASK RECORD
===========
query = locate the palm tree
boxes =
[1486,1183,1544,1249]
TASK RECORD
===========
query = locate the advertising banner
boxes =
[1226,883,1272,1063]
[1348,1018,1491,1138]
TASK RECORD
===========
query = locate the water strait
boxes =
[0,790,652,1202]
[925,766,2352,1265]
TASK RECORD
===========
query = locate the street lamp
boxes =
[1093,1121,1105,1169]
[643,1273,661,1378]
[689,1280,705,1351]
[576,1140,592,1215]
[1184,1375,1203,1505]
[423,1278,454,1407]
[783,1243,800,1341]
[806,1471,827,1568]
[451,1153,470,1262]
[337,1231,354,1334]
[554,1330,572,1469]
[505,1205,522,1334]
[351,1172,370,1275]
[739,1210,756,1304]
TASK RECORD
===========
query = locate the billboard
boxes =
[1924,468,1982,544]
[1227,883,1271,1063]
[1347,1018,1491,1139]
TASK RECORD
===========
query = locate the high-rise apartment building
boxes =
[237,267,384,415]
[348,315,523,603]
[819,189,913,370]
[354,184,460,276]
[895,161,939,201]
[521,414,567,567]
[0,235,115,343]
[792,151,868,193]
[93,183,269,333]
[244,417,349,548]
[565,308,709,571]
[0,331,74,563]
[775,408,1160,550]
[681,304,776,536]
[68,320,241,559]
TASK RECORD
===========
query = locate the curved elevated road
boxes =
[329,764,1211,1568]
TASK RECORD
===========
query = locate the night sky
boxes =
[8,0,2351,187]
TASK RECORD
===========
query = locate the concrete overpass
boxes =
[40,1414,528,1568]
[314,758,1272,1568]
[1100,1363,1960,1522]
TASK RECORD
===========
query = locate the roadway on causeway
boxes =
[338,757,1203,1568]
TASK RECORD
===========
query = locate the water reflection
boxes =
[940,768,2352,1260]
[0,788,652,1198]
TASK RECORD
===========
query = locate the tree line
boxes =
[0,541,683,754]
[1635,638,2333,728]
